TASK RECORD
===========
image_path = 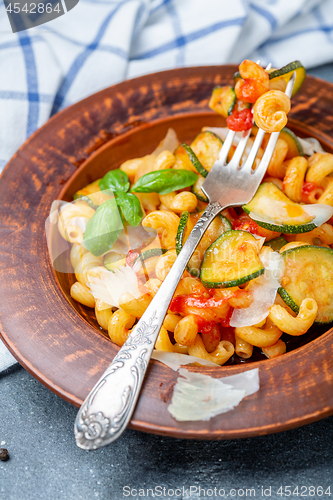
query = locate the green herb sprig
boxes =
[83,168,198,256]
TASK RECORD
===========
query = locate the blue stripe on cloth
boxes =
[251,3,277,31]
[0,36,43,51]
[18,32,39,137]
[167,0,185,66]
[134,16,247,60]
[51,2,127,114]
[42,26,128,58]
[0,91,53,103]
[150,0,172,16]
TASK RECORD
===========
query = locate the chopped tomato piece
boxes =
[227,108,253,132]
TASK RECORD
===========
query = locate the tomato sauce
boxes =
[301,181,318,203]
[233,213,261,235]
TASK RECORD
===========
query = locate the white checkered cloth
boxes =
[1,0,333,373]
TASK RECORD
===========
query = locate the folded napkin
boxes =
[1,0,333,373]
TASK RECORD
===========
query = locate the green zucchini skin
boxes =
[233,71,242,86]
[279,127,304,160]
[181,144,208,178]
[243,182,317,234]
[73,193,98,209]
[268,60,306,97]
[277,287,300,315]
[200,230,264,288]
[247,219,316,234]
[209,86,237,118]
[176,211,189,255]
[135,248,167,262]
[191,130,223,171]
[264,236,288,252]
[202,269,264,289]
[176,212,232,276]
[192,175,208,202]
[278,245,333,324]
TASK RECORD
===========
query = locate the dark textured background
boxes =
[1,64,333,500]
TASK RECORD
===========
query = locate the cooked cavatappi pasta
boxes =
[57,60,333,366]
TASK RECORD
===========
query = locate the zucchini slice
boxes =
[233,71,242,87]
[208,86,237,118]
[135,248,167,262]
[278,245,333,324]
[279,127,304,160]
[174,143,199,173]
[179,144,209,177]
[74,179,113,209]
[192,174,208,203]
[176,212,189,255]
[180,213,232,277]
[190,131,223,171]
[201,230,264,288]
[269,61,306,97]
[264,236,288,252]
[243,182,317,234]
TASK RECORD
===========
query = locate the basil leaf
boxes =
[131,169,198,195]
[99,169,130,194]
[83,198,123,256]
[116,193,143,227]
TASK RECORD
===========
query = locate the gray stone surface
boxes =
[1,368,333,500]
[2,63,333,500]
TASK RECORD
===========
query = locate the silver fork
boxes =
[74,72,296,450]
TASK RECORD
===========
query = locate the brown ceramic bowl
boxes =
[1,66,333,439]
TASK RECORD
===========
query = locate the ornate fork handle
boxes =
[74,201,223,449]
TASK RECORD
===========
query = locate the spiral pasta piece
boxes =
[253,90,290,133]
[142,210,180,249]
[58,202,95,243]
[108,309,136,346]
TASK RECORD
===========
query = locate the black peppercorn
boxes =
[0,448,9,461]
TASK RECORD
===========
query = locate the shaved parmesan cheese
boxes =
[252,234,266,250]
[151,351,217,370]
[297,136,326,155]
[168,368,259,421]
[87,265,141,308]
[117,225,157,252]
[49,200,62,225]
[302,203,333,227]
[153,128,179,157]
[230,250,284,327]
